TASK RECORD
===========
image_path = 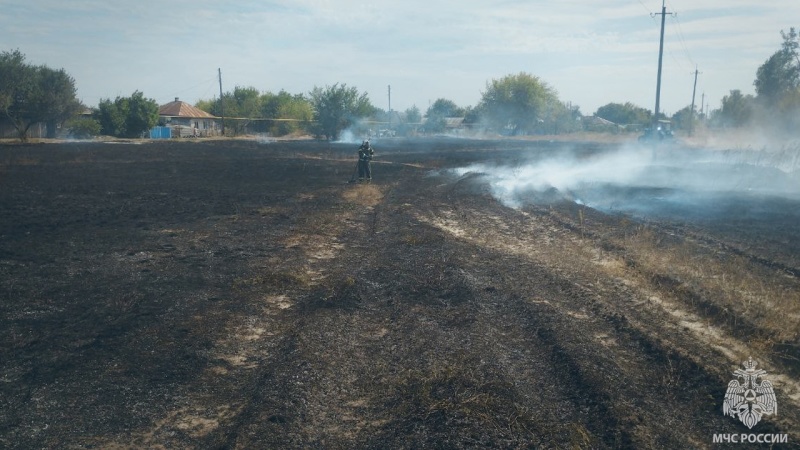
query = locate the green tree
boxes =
[754,28,799,105]
[424,98,464,133]
[404,105,422,124]
[194,98,215,114]
[716,89,754,128]
[39,67,82,138]
[308,83,374,140]
[463,104,485,129]
[541,100,582,134]
[594,102,651,126]
[196,86,262,135]
[126,91,160,138]
[225,86,262,135]
[262,90,313,136]
[0,49,81,141]
[670,105,697,132]
[65,116,101,138]
[95,91,158,138]
[96,98,125,136]
[477,72,558,135]
[391,105,422,136]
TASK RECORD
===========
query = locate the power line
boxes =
[637,0,654,16]
[668,4,696,67]
[667,46,689,72]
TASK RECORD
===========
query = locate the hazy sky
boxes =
[2,1,797,117]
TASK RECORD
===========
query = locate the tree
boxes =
[670,105,697,132]
[196,86,262,135]
[222,86,261,135]
[66,116,101,138]
[96,97,126,137]
[424,98,464,133]
[754,28,799,105]
[0,49,81,141]
[716,89,754,128]
[261,90,313,136]
[95,91,158,138]
[195,89,313,136]
[541,100,582,134]
[125,91,160,138]
[308,83,374,140]
[404,105,422,124]
[39,67,82,138]
[477,72,558,135]
[594,102,651,126]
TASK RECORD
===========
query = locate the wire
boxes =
[667,3,696,67]
[169,75,219,98]
[637,0,654,15]
[668,47,689,72]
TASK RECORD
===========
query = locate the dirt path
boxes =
[1,139,797,449]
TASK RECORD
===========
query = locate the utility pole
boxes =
[388,85,392,129]
[700,91,705,122]
[652,0,673,130]
[689,66,701,136]
[218,68,225,136]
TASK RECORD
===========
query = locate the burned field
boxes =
[1,138,799,448]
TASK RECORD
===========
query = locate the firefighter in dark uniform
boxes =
[357,140,374,182]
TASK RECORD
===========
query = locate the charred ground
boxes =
[0,138,798,449]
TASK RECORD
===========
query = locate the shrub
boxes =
[66,117,101,138]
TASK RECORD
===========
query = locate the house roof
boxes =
[444,117,465,128]
[585,116,618,126]
[159,98,217,119]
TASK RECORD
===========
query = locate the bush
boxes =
[66,117,101,138]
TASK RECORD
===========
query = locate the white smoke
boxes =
[255,133,276,144]
[335,128,363,144]
[452,143,800,215]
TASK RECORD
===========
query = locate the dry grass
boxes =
[621,227,800,345]
[342,183,384,207]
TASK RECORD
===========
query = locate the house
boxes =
[158,98,220,137]
[444,117,465,131]
[582,115,623,133]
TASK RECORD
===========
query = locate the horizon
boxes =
[2,1,797,117]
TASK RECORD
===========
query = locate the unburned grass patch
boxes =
[620,226,800,350]
[342,183,384,207]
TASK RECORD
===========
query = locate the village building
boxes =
[157,98,220,138]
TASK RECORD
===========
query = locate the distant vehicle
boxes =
[639,119,674,142]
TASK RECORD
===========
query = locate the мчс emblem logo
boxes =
[723,358,777,429]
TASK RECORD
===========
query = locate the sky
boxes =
[2,0,798,117]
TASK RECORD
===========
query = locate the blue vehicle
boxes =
[639,119,674,142]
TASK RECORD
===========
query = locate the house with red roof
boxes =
[158,98,220,137]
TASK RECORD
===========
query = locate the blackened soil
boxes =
[0,138,798,449]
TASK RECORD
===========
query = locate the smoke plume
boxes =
[452,142,800,220]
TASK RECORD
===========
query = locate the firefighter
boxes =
[357,140,374,182]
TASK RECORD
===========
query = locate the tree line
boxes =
[710,28,800,131]
[595,28,800,134]
[190,73,582,140]
[1,28,798,142]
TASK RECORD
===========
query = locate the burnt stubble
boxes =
[1,138,797,449]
